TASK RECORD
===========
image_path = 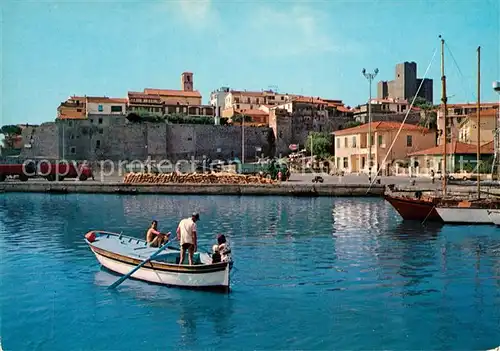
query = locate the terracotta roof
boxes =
[322,98,343,104]
[143,88,202,98]
[448,102,498,108]
[128,91,162,99]
[86,97,127,103]
[235,108,268,116]
[336,106,352,113]
[293,96,327,104]
[408,141,494,156]
[333,121,428,136]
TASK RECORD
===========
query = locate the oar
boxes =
[108,240,171,289]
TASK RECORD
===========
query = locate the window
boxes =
[90,119,94,124]
[111,105,123,112]
[250,105,253,109]
[343,157,348,168]
[257,98,260,104]
[378,135,383,146]
[98,118,103,124]
[70,134,75,140]
[236,104,240,109]
[336,138,340,148]
[247,98,251,103]
[344,137,347,147]
[362,157,366,168]
[99,128,103,134]
[96,140,101,149]
[68,121,73,127]
[336,157,340,167]
[352,136,357,147]
[98,104,103,112]
[187,137,192,141]
[70,146,76,154]
[406,135,413,147]
[281,96,284,100]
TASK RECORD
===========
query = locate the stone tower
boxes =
[181,72,193,92]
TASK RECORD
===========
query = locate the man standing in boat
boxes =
[176,212,199,265]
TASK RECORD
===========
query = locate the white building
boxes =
[86,97,127,116]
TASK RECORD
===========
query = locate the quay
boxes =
[0,181,386,197]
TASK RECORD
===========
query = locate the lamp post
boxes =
[362,68,379,182]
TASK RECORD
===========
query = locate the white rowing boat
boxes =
[84,231,231,292]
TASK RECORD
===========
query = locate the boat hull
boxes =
[487,210,500,226]
[384,194,442,221]
[436,207,492,224]
[85,231,231,292]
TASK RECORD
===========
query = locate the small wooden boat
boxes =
[84,231,231,293]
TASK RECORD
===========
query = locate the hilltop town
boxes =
[2,63,499,176]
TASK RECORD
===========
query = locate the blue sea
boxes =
[1,194,499,350]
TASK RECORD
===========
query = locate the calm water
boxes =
[1,194,500,350]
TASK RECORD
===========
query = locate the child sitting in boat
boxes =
[211,234,232,263]
[212,244,221,263]
[217,234,232,263]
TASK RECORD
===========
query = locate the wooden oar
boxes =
[108,240,171,289]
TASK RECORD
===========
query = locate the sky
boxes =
[1,0,499,126]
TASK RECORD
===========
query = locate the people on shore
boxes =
[176,212,199,265]
[146,220,170,247]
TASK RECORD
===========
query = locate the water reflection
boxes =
[93,269,235,346]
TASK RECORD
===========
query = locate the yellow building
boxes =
[57,96,127,119]
[333,121,435,174]
[57,96,86,119]
[437,102,498,145]
[458,109,498,145]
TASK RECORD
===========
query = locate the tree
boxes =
[232,115,253,123]
[409,96,434,110]
[344,121,362,129]
[0,125,22,149]
[305,132,333,158]
[0,125,22,137]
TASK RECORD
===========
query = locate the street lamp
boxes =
[362,68,379,182]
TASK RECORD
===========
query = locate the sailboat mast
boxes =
[477,46,481,198]
[441,36,448,196]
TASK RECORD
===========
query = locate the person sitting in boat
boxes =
[217,234,232,263]
[211,244,222,263]
[146,220,170,247]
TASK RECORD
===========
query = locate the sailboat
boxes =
[434,46,500,224]
[384,36,456,222]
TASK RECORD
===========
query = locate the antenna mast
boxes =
[440,35,448,197]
